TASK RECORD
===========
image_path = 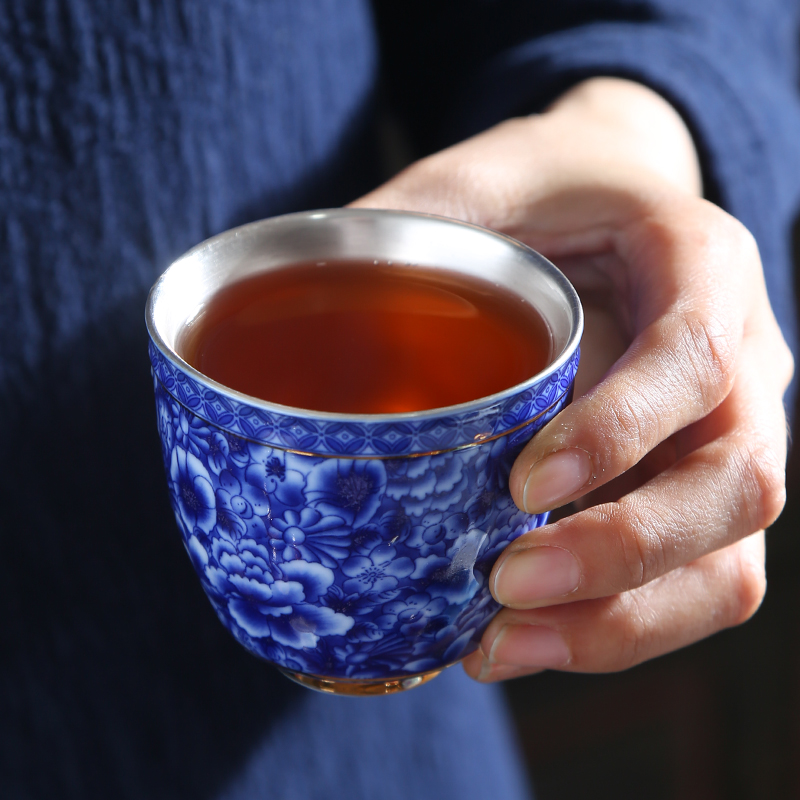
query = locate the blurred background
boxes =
[501,221,800,800]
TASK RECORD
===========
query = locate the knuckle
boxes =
[607,500,669,589]
[734,220,762,265]
[602,392,651,463]
[743,442,787,531]
[723,214,759,258]
[728,544,767,626]
[777,339,795,390]
[686,202,758,270]
[677,310,738,408]
[614,590,657,670]
[702,208,760,265]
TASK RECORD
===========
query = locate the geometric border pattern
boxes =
[149,340,580,458]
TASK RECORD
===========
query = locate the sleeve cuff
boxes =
[445,21,800,398]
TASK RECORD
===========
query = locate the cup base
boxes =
[278,666,445,696]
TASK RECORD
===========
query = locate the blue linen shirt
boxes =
[1,1,797,797]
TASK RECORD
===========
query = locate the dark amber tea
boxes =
[178,260,553,414]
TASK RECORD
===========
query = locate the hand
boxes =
[351,77,794,681]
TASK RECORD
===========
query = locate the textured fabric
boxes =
[2,1,798,798]
[0,3,530,799]
[375,0,800,403]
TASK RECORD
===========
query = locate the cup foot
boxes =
[278,666,445,696]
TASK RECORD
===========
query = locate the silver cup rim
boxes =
[146,208,583,424]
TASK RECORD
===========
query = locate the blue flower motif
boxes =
[203,537,353,649]
[232,600,353,649]
[405,510,468,558]
[206,431,230,475]
[214,451,290,520]
[464,437,515,524]
[437,588,502,664]
[203,537,274,596]
[479,500,538,566]
[252,641,312,675]
[384,452,471,518]
[453,586,499,635]
[176,408,212,458]
[332,636,409,677]
[374,509,413,545]
[349,526,385,556]
[410,528,487,605]
[324,583,401,619]
[213,469,267,542]
[226,433,253,469]
[345,620,385,643]
[341,543,414,596]
[149,336,580,680]
[245,446,307,509]
[345,509,413,557]
[306,459,386,528]
[268,508,350,567]
[376,593,449,638]
[169,446,216,534]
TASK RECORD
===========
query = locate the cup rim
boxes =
[146,208,583,424]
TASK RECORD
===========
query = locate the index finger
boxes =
[509,190,755,514]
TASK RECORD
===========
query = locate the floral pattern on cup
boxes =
[152,354,577,680]
[149,341,579,457]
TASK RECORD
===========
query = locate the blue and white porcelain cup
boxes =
[146,209,582,695]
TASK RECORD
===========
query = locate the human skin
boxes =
[350,77,794,681]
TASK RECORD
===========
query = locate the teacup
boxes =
[145,209,582,695]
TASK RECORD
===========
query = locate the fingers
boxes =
[508,201,770,515]
[491,333,790,610]
[356,146,771,528]
[463,532,766,681]
[344,95,792,691]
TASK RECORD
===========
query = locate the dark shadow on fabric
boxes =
[371,0,656,152]
[222,91,383,229]
[0,79,387,798]
[503,208,800,800]
[0,299,312,800]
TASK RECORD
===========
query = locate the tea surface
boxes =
[178,260,553,414]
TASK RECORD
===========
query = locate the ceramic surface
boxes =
[146,209,582,686]
[150,347,578,680]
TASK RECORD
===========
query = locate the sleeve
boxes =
[373,0,800,404]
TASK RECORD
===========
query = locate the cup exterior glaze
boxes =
[146,209,582,685]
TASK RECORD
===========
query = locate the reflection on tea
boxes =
[178,259,553,414]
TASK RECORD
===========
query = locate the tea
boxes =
[178,260,553,414]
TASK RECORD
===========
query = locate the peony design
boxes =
[175,408,212,458]
[201,536,354,649]
[385,451,472,518]
[169,446,216,534]
[306,459,386,528]
[151,346,578,680]
[463,437,515,525]
[156,392,177,459]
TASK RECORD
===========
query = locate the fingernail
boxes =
[522,448,592,513]
[493,546,580,607]
[489,625,570,669]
